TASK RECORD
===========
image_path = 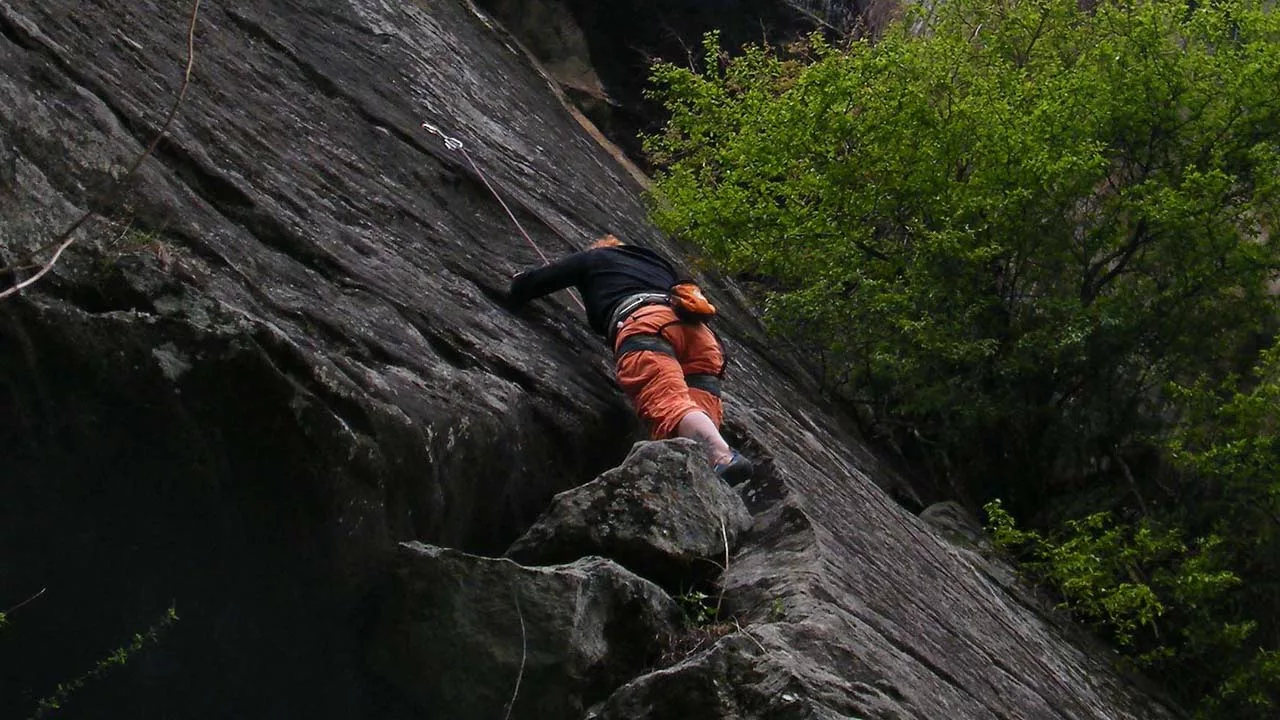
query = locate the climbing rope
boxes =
[422,121,584,311]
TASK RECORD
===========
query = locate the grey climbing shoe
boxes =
[714,451,754,486]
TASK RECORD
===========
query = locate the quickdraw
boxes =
[422,120,585,311]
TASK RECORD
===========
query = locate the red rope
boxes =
[459,148,549,265]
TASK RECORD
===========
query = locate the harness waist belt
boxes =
[614,335,723,397]
[607,291,671,344]
[615,333,675,357]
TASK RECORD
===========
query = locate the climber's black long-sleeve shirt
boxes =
[507,246,678,336]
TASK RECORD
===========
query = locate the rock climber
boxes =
[504,234,754,484]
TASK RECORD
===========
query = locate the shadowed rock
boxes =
[589,626,907,720]
[506,439,752,590]
[919,500,988,549]
[373,542,680,719]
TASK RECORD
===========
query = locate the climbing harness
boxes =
[607,292,672,340]
[607,283,719,345]
[422,120,585,311]
[609,288,726,394]
[614,331,723,396]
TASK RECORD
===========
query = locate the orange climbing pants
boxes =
[613,304,724,440]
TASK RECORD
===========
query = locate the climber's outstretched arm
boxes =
[505,251,590,308]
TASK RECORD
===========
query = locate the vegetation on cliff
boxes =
[644,0,1280,714]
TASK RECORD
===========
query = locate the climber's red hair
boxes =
[590,234,624,249]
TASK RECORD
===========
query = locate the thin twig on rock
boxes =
[714,517,730,620]
[733,617,768,654]
[503,588,527,720]
[0,0,202,300]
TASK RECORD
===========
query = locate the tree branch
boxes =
[1080,217,1151,305]
[3,587,47,616]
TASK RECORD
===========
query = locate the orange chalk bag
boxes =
[668,282,717,322]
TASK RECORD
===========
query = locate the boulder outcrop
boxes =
[375,542,679,719]
[506,439,752,589]
[0,1,1183,718]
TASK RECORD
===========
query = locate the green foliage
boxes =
[1164,348,1280,715]
[646,0,1280,504]
[768,597,787,622]
[985,500,1270,715]
[1168,347,1280,544]
[675,588,719,627]
[983,338,1280,717]
[28,605,179,720]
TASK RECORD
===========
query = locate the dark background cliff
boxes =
[472,0,892,164]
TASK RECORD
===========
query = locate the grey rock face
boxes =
[506,439,752,589]
[920,500,1077,645]
[374,542,680,719]
[584,497,1185,720]
[1,0,651,716]
[591,625,910,720]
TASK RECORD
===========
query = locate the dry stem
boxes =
[0,0,202,300]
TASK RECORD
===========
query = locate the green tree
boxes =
[1165,347,1280,715]
[646,0,1280,511]
[647,1,1280,714]
[985,499,1262,714]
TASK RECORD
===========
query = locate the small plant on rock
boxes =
[675,588,719,628]
[661,586,737,667]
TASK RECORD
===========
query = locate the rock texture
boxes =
[375,542,679,719]
[506,439,752,589]
[601,499,1184,719]
[0,1,1183,719]
[591,630,891,719]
